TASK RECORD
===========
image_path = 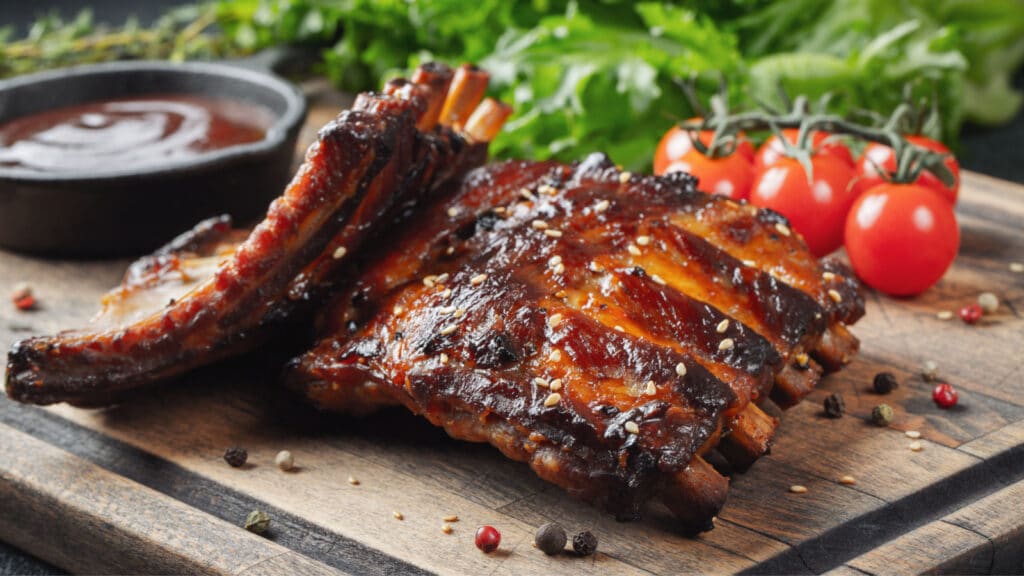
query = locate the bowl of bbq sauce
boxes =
[0,60,306,257]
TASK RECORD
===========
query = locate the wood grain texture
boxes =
[0,90,1022,574]
[0,422,343,576]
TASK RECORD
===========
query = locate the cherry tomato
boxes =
[749,155,857,256]
[844,183,959,296]
[654,122,755,175]
[755,128,854,170]
[475,525,501,553]
[663,148,755,200]
[854,135,960,205]
[932,383,958,409]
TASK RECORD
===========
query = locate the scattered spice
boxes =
[921,361,939,382]
[244,510,271,534]
[789,485,808,494]
[871,404,895,426]
[475,525,501,553]
[443,515,460,523]
[977,292,999,314]
[909,441,924,452]
[1010,262,1024,273]
[442,524,454,534]
[823,393,845,418]
[838,475,857,485]
[274,450,294,471]
[347,475,360,486]
[932,383,958,409]
[535,522,567,555]
[795,353,810,369]
[905,430,921,439]
[11,283,35,311]
[393,511,404,520]
[872,372,899,395]
[958,303,983,325]
[223,446,248,468]
[936,310,954,320]
[572,530,598,556]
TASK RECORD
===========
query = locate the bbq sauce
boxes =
[0,94,275,172]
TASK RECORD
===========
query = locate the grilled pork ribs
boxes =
[6,63,509,406]
[5,64,863,532]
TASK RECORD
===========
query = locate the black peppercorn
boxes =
[534,522,567,555]
[572,530,598,556]
[823,393,845,418]
[873,372,899,394]
[224,446,248,468]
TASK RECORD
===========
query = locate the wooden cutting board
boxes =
[0,86,1022,575]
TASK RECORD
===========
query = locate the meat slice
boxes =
[6,63,511,406]
[286,154,864,530]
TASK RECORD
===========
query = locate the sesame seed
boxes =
[718,338,735,351]
[614,325,625,332]
[440,288,452,298]
[436,273,449,284]
[439,324,458,336]
[775,223,792,237]
[624,421,640,434]
[789,485,808,494]
[442,524,454,534]
[594,199,611,213]
[675,362,687,377]
[795,353,810,367]
[447,207,460,217]
[423,276,436,288]
[544,229,563,238]
[534,377,550,388]
[716,319,730,333]
[742,259,756,267]
[636,235,651,246]
[822,271,836,281]
[936,310,954,320]
[644,381,657,396]
[439,305,456,314]
[439,353,449,364]
[332,246,348,260]
[393,511,404,520]
[532,219,549,230]
[553,263,566,275]
[544,393,562,407]
[627,244,641,256]
[651,274,667,286]
[443,515,459,523]
[1010,262,1024,273]
[519,188,537,201]
[445,246,456,255]
[539,184,558,196]
[548,313,564,328]
[554,290,567,298]
[618,172,632,184]
[909,441,924,452]
[470,273,488,286]
[348,476,360,486]
[549,255,563,267]
[549,379,563,391]
[393,305,405,315]
[828,289,843,303]
[589,261,603,272]
[453,308,466,318]
[839,475,856,485]
[905,430,921,439]
[493,206,505,214]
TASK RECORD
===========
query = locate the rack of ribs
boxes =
[6,63,510,406]
[5,63,863,533]
[287,154,863,531]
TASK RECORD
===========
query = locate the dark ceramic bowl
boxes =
[0,59,307,257]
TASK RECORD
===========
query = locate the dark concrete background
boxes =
[0,2,1022,575]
